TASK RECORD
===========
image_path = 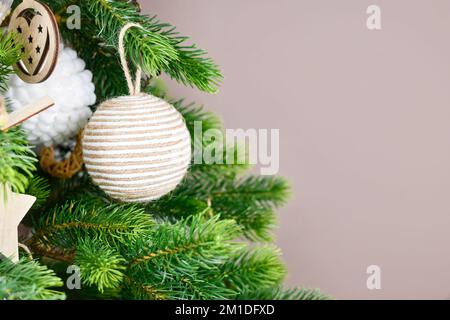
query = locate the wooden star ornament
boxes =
[0,185,36,262]
[0,96,55,262]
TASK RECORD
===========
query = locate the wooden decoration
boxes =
[0,96,55,262]
[8,0,59,83]
[0,184,36,262]
[0,96,55,131]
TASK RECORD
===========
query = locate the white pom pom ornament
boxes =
[0,0,12,24]
[7,43,96,147]
[82,24,191,203]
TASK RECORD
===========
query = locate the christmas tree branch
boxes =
[0,32,22,91]
[43,0,222,94]
[0,127,36,193]
[219,246,286,293]
[122,215,243,300]
[238,287,332,300]
[171,176,290,241]
[75,239,126,293]
[30,202,154,249]
[0,258,65,300]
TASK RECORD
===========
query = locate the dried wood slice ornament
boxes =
[8,0,59,83]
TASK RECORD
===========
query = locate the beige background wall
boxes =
[142,0,450,299]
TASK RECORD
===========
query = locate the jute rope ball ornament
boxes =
[82,23,192,203]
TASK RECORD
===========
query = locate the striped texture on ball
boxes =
[82,94,191,203]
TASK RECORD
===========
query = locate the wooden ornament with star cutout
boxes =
[8,0,59,83]
[0,95,55,262]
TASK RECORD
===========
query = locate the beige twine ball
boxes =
[82,23,191,203]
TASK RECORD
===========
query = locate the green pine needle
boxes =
[26,176,51,209]
[0,32,23,91]
[43,0,222,95]
[238,287,332,300]
[123,215,244,300]
[0,259,65,300]
[172,99,223,137]
[0,127,36,193]
[88,0,178,76]
[220,246,287,293]
[75,239,126,293]
[172,175,290,241]
[31,202,154,249]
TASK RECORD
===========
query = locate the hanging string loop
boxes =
[118,23,143,95]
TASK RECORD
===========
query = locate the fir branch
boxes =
[211,176,291,208]
[0,32,22,91]
[87,0,178,76]
[0,32,22,65]
[123,215,243,300]
[220,246,286,293]
[46,0,222,94]
[165,44,222,93]
[142,78,168,98]
[210,177,289,241]
[145,196,209,221]
[29,244,74,264]
[31,202,154,250]
[172,176,290,241]
[75,239,126,293]
[213,200,277,242]
[173,99,251,179]
[0,127,36,193]
[26,176,51,209]
[237,287,332,300]
[0,259,65,300]
[172,99,223,138]
[123,271,236,300]
[123,276,168,300]
[128,215,242,268]
[87,0,223,93]
[188,146,253,180]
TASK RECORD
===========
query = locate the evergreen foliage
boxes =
[0,258,65,300]
[0,127,36,193]
[30,202,154,250]
[238,287,332,300]
[26,176,51,209]
[0,32,22,91]
[40,0,222,100]
[0,32,34,192]
[75,239,126,293]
